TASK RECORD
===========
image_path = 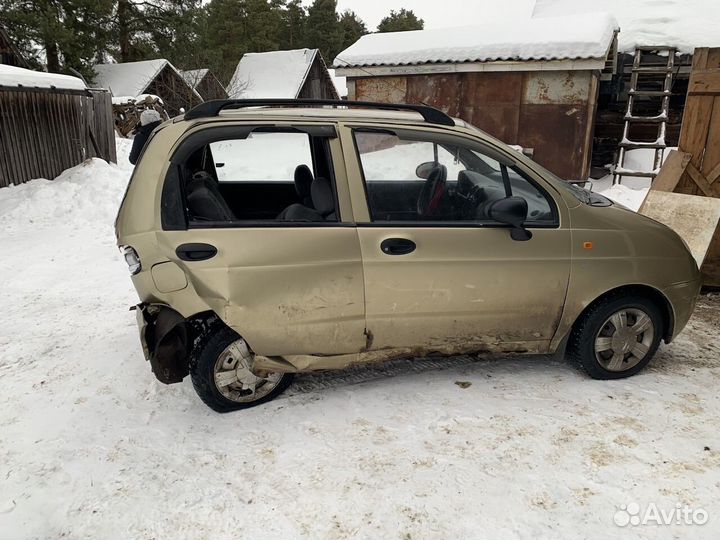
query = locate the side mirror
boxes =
[416,161,437,179]
[487,196,532,241]
[215,162,225,168]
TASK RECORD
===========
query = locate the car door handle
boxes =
[380,238,416,255]
[176,243,217,261]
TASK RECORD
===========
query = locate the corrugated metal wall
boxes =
[0,87,116,187]
[351,70,598,180]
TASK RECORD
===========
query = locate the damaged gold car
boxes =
[115,99,701,412]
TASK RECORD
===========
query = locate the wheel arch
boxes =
[569,284,675,344]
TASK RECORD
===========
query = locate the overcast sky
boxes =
[302,0,536,31]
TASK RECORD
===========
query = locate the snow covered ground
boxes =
[1,140,719,539]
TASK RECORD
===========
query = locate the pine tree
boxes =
[304,0,343,64]
[281,0,307,50]
[377,8,424,33]
[338,10,367,53]
[0,0,112,79]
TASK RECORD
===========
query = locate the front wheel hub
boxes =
[594,308,655,372]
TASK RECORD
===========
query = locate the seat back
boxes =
[186,171,235,221]
[294,165,314,207]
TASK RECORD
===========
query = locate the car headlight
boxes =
[121,245,141,275]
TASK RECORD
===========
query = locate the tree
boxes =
[0,0,113,79]
[281,0,307,50]
[304,0,343,65]
[338,9,366,52]
[377,8,424,33]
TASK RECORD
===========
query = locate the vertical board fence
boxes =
[0,87,116,188]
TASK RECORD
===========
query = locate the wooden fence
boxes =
[0,87,116,188]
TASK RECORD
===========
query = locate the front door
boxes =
[343,125,571,354]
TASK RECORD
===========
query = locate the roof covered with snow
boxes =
[532,0,720,53]
[227,49,319,99]
[93,59,183,97]
[0,64,86,91]
[334,13,618,68]
[180,68,209,90]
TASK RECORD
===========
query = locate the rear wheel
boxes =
[190,326,293,412]
[567,294,664,379]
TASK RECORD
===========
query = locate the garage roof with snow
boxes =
[334,12,618,68]
[532,0,720,53]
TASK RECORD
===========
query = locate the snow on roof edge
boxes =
[334,12,619,69]
[0,64,87,91]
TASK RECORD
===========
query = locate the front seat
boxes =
[277,177,336,222]
[294,164,314,207]
[186,171,235,221]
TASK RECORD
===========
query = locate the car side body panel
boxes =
[115,109,701,377]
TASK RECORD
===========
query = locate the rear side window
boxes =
[210,132,313,182]
[161,127,340,228]
[353,130,556,225]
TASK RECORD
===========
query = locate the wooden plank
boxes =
[693,48,709,70]
[705,160,720,184]
[678,95,713,160]
[688,70,720,94]
[701,95,720,175]
[686,163,720,197]
[706,48,720,69]
[640,190,720,269]
[651,150,691,192]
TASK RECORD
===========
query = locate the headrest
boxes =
[311,177,334,216]
[294,164,314,197]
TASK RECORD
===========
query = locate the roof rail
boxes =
[184,98,455,126]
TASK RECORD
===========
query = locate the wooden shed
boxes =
[0,64,116,188]
[334,14,618,180]
[227,49,339,100]
[180,68,228,101]
[0,23,28,67]
[93,59,203,117]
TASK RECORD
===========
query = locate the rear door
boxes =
[340,124,571,354]
[158,123,366,356]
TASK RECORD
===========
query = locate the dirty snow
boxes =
[0,139,719,539]
[0,64,86,91]
[532,0,720,53]
[334,12,618,67]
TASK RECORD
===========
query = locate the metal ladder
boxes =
[612,46,676,185]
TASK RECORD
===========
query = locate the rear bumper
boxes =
[134,303,190,384]
[663,278,702,342]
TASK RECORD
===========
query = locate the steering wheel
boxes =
[416,164,448,217]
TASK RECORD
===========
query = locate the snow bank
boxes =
[334,12,618,67]
[0,64,86,91]
[227,49,317,99]
[0,138,133,233]
[532,0,720,53]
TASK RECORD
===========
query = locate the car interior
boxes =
[180,131,339,223]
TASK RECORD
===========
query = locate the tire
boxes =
[567,293,665,380]
[189,325,294,412]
